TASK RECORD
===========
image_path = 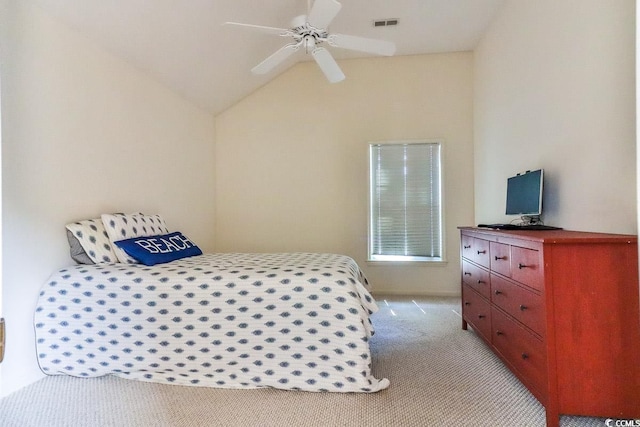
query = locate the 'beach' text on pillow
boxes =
[114,232,202,266]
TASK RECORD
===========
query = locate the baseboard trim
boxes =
[373,291,460,298]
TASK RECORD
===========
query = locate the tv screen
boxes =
[505,169,543,216]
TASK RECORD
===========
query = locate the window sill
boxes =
[367,256,448,266]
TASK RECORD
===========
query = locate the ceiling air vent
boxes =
[373,19,398,27]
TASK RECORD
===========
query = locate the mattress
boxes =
[35,252,389,392]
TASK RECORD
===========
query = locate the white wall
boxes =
[0,1,216,396]
[474,0,636,233]
[215,53,475,296]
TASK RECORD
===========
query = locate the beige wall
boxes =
[215,53,475,296]
[474,0,636,233]
[0,1,216,395]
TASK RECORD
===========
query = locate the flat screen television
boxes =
[505,169,543,216]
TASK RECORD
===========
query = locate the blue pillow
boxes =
[114,231,203,266]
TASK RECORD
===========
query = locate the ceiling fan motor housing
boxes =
[291,15,329,46]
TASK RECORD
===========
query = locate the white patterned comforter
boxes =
[35,253,389,392]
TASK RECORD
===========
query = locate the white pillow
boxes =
[101,213,169,263]
[66,218,119,264]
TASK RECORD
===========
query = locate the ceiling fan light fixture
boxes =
[304,36,316,52]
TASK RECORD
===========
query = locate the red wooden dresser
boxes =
[459,227,640,427]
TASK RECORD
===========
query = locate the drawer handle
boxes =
[519,304,528,311]
[478,314,486,319]
[521,353,529,360]
[463,245,471,249]
[464,301,471,306]
[496,330,504,336]
[494,256,507,261]
[494,290,502,295]
[464,272,472,276]
[477,280,486,285]
[518,263,529,269]
[477,250,486,254]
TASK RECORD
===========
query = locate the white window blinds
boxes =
[369,142,442,261]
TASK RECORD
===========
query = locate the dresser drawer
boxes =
[461,235,490,268]
[492,307,547,396]
[490,242,511,277]
[511,246,544,291]
[462,260,490,299]
[491,274,545,337]
[462,284,491,341]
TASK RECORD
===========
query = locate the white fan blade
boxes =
[224,22,292,37]
[328,33,396,56]
[312,47,345,83]
[251,43,300,75]
[307,0,342,29]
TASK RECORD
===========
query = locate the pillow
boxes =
[114,231,202,266]
[65,218,119,264]
[102,213,169,263]
[66,230,95,265]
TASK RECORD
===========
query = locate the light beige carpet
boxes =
[0,297,606,426]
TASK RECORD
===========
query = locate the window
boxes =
[369,141,443,262]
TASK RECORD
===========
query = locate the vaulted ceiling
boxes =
[32,0,506,115]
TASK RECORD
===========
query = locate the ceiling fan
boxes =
[225,0,396,83]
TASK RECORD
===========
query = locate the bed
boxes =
[34,251,389,393]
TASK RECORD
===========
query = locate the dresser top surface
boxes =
[459,227,637,244]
